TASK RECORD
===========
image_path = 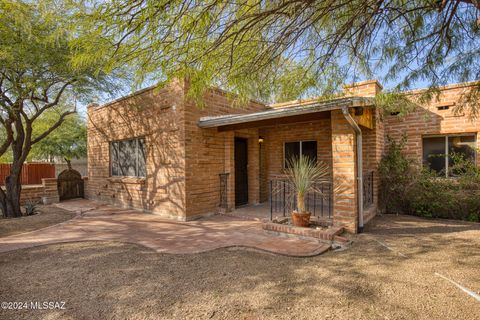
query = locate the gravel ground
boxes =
[0,214,479,320]
[0,206,75,237]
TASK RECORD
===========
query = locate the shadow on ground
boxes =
[0,214,479,320]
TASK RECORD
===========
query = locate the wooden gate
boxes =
[57,169,84,200]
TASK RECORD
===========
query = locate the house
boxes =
[85,79,479,233]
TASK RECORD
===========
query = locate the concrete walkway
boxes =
[0,199,330,257]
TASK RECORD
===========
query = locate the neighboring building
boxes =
[86,79,479,233]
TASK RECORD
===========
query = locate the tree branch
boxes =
[31,110,76,145]
[30,80,76,122]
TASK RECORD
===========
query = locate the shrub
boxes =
[24,199,39,216]
[379,137,480,222]
[378,135,418,214]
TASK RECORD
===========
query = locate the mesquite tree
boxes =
[83,0,480,114]
[0,0,118,217]
[29,111,87,169]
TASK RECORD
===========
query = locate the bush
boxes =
[379,137,480,222]
[378,136,418,214]
[24,199,39,216]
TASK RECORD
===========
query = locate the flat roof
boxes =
[198,96,373,128]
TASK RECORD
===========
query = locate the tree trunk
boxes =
[297,191,306,213]
[65,158,72,170]
[0,167,23,218]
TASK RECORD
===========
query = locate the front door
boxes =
[235,137,248,206]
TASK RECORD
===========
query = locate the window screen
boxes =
[111,138,146,177]
[284,141,317,168]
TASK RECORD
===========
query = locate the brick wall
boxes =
[87,80,265,219]
[183,86,265,217]
[2,178,61,205]
[330,110,358,233]
[345,80,384,225]
[261,117,333,181]
[86,77,478,232]
[384,82,480,166]
[86,81,188,219]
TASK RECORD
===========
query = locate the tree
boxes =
[0,110,87,165]
[84,0,480,112]
[29,111,87,168]
[0,0,119,217]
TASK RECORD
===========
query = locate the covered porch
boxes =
[199,95,381,233]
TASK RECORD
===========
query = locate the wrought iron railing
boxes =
[219,173,229,209]
[363,171,374,208]
[269,179,333,220]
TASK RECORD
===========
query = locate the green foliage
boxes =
[24,199,39,216]
[0,0,122,162]
[77,0,480,110]
[378,136,418,213]
[379,137,480,222]
[0,110,87,163]
[284,155,329,213]
[0,0,125,217]
[29,110,87,162]
[374,92,419,119]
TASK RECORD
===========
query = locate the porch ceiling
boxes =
[198,96,374,131]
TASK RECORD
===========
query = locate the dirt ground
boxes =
[0,206,75,237]
[0,214,479,320]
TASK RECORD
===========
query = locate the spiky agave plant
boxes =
[285,155,330,213]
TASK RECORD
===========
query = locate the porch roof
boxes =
[198,96,374,129]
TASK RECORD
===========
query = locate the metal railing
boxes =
[363,171,374,208]
[219,173,229,209]
[269,179,333,220]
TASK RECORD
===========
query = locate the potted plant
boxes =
[285,155,329,227]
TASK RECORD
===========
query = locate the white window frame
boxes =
[422,133,477,178]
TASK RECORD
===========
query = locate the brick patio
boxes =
[0,199,330,257]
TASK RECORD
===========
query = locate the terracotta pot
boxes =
[291,211,311,227]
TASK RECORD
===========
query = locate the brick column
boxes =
[42,178,59,204]
[331,110,358,233]
[247,134,260,205]
[343,80,383,97]
[224,131,235,212]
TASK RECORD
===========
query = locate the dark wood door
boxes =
[235,137,248,206]
[57,169,84,201]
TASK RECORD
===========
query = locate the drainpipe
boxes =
[341,107,364,233]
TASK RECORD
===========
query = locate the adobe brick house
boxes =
[86,79,479,233]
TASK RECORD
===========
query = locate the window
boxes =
[111,138,146,177]
[422,134,476,177]
[284,141,317,168]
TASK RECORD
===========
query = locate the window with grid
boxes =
[110,138,146,177]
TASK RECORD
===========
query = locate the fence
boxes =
[363,171,374,208]
[0,163,56,185]
[269,179,333,220]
